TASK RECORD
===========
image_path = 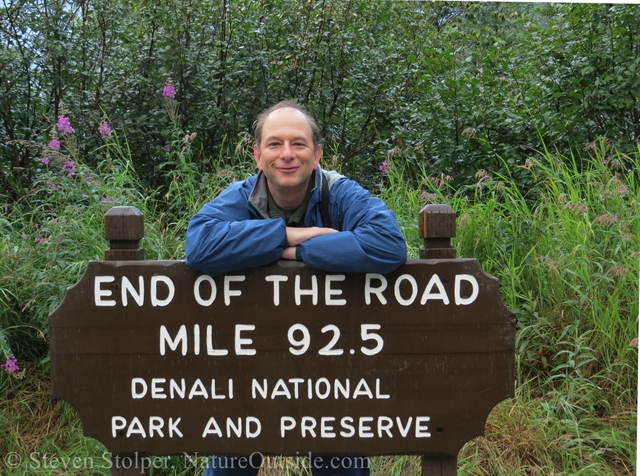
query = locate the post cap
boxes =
[419,204,456,239]
[104,206,144,241]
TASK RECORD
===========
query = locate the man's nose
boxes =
[280,142,294,159]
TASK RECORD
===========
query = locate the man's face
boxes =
[254,107,322,202]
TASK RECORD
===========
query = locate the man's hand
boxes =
[282,227,338,260]
[286,226,337,247]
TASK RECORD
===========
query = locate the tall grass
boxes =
[380,141,638,475]
[0,137,637,475]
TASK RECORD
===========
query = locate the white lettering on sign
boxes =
[325,275,346,305]
[251,378,389,400]
[95,271,481,308]
[361,324,384,356]
[363,273,479,307]
[341,417,355,437]
[295,274,318,305]
[280,417,296,437]
[455,274,479,305]
[420,274,449,305]
[152,378,167,399]
[111,416,183,438]
[396,417,412,437]
[235,325,256,355]
[131,378,147,398]
[265,274,348,306]
[224,275,245,306]
[302,416,317,437]
[194,275,217,306]
[206,325,228,356]
[131,378,234,400]
[202,417,261,438]
[286,323,383,356]
[159,325,255,356]
[265,275,288,306]
[95,276,116,306]
[159,325,187,355]
[415,416,431,437]
[94,275,175,307]
[364,274,387,305]
[122,276,144,306]
[359,416,374,437]
[151,276,175,307]
[321,416,336,438]
[280,415,431,439]
[287,324,310,355]
[188,379,208,399]
[378,416,393,437]
[194,324,200,355]
[394,274,418,306]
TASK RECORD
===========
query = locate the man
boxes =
[186,101,407,476]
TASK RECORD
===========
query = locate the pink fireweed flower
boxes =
[46,179,61,191]
[48,139,60,149]
[41,157,50,165]
[163,145,171,152]
[1,355,20,374]
[379,161,389,174]
[163,83,176,99]
[57,116,75,135]
[62,160,76,178]
[99,120,111,137]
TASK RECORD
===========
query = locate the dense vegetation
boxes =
[2,1,639,195]
[0,1,638,475]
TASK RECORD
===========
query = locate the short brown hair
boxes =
[254,100,324,150]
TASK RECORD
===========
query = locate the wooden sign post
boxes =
[50,205,515,476]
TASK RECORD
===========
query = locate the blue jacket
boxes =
[185,167,407,276]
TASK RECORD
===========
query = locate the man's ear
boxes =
[254,145,263,170]
[313,146,322,169]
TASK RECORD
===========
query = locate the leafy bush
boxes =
[1,2,639,197]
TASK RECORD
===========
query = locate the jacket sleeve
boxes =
[296,178,407,274]
[185,182,288,276]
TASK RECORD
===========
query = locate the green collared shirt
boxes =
[267,175,314,227]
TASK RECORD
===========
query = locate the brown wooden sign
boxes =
[49,258,515,458]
